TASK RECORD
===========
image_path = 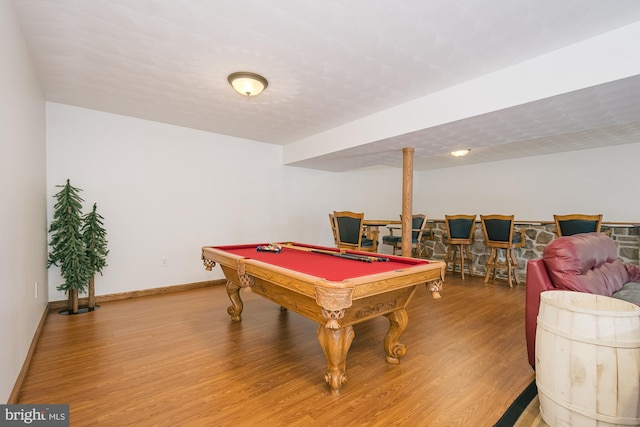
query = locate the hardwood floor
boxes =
[17,274,534,426]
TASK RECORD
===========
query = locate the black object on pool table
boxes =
[309,248,390,263]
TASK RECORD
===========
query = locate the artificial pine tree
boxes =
[82,203,109,310]
[48,179,94,314]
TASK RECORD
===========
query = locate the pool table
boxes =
[201,242,446,394]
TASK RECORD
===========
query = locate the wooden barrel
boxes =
[536,291,640,427]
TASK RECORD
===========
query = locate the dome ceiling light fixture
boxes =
[228,72,268,97]
[451,149,470,157]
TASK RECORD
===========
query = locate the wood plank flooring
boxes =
[17,274,535,426]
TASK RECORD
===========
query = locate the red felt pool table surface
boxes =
[213,242,431,282]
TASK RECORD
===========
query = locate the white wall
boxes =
[0,1,48,403]
[279,164,406,244]
[414,144,640,222]
[47,104,281,298]
[46,104,404,301]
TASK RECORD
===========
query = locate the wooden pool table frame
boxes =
[202,242,445,394]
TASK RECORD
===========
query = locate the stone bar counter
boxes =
[418,220,640,283]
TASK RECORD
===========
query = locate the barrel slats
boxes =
[536,291,640,426]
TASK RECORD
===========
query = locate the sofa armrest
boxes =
[525,258,556,369]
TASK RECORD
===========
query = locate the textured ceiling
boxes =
[11,0,640,171]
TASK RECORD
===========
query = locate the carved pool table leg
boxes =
[226,280,244,321]
[383,308,408,364]
[428,279,443,299]
[316,324,355,395]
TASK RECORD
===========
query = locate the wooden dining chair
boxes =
[333,211,375,252]
[553,214,603,237]
[480,214,525,287]
[444,214,476,279]
[381,214,430,258]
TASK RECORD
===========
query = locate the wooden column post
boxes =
[401,147,414,257]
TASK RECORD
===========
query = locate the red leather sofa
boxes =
[525,232,640,368]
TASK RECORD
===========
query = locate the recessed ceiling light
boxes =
[451,149,470,157]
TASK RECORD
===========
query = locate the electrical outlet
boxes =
[35,281,38,299]
[161,258,169,267]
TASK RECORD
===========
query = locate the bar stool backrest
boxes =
[481,214,516,248]
[554,214,603,237]
[445,215,476,242]
[410,214,427,242]
[333,211,365,249]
